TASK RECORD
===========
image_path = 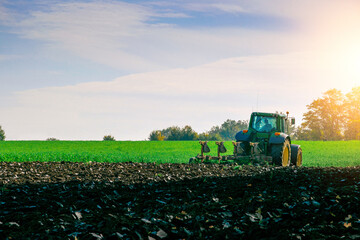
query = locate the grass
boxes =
[294,140,360,167]
[0,141,199,163]
[0,140,359,167]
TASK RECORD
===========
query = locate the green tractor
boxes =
[189,112,302,166]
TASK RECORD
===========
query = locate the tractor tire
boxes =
[290,145,302,167]
[271,139,291,166]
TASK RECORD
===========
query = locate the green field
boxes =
[0,140,359,167]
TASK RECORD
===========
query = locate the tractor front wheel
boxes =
[271,139,291,166]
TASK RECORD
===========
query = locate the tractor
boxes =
[189,111,302,166]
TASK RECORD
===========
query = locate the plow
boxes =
[189,140,273,165]
[189,111,303,167]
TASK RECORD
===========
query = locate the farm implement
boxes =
[189,112,302,166]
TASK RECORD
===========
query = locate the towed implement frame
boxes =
[189,141,272,165]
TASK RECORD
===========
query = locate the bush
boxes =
[46,137,59,141]
[103,135,116,141]
[0,125,5,141]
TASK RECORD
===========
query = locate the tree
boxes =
[295,126,317,141]
[197,132,221,141]
[154,126,198,141]
[0,125,5,141]
[300,89,344,140]
[180,125,198,140]
[103,135,116,141]
[167,126,184,141]
[344,86,360,140]
[208,119,248,141]
[149,127,185,141]
[148,119,249,141]
[148,130,165,141]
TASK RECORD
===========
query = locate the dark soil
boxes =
[1,162,360,239]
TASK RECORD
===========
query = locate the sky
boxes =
[1,0,360,140]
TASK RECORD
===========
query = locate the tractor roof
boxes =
[251,112,287,118]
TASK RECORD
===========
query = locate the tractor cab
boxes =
[249,112,295,135]
[249,112,288,133]
[251,114,278,133]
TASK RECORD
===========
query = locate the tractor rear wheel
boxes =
[271,139,291,166]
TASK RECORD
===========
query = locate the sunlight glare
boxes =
[348,50,360,76]
[347,47,360,86]
[336,45,360,89]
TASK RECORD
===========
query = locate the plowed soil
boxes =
[1,162,360,239]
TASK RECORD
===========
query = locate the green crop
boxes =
[0,140,359,167]
[0,141,199,163]
[294,140,360,167]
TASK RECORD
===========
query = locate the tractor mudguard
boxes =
[290,144,300,150]
[269,133,289,144]
[235,131,251,142]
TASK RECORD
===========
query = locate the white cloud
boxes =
[2,1,302,72]
[2,0,360,74]
[210,3,246,13]
[4,0,358,74]
[2,52,352,140]
[184,2,247,13]
[12,1,162,71]
[0,54,20,61]
[0,1,12,23]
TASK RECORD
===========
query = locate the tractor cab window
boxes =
[252,116,277,132]
[281,118,285,133]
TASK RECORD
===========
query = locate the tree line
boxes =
[149,119,249,141]
[149,87,360,141]
[295,87,360,140]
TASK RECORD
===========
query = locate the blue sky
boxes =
[1,0,360,140]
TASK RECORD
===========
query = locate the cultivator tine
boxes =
[216,141,227,163]
[232,142,244,155]
[250,142,262,155]
[199,141,211,163]
[232,142,237,155]
[199,141,210,153]
[216,141,227,153]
